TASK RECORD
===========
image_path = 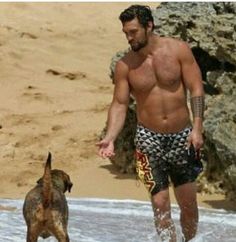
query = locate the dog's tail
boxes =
[42,152,52,209]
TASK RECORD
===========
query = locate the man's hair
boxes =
[119,5,154,31]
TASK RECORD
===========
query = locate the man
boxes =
[97,5,204,242]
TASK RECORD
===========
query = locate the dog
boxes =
[23,152,73,242]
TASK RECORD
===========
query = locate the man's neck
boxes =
[137,33,158,57]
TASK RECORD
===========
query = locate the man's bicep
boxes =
[113,61,130,105]
[179,42,205,119]
[180,43,202,90]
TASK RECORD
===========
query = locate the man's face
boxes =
[122,18,148,52]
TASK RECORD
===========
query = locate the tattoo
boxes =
[190,96,204,118]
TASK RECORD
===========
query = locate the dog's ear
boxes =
[64,180,73,193]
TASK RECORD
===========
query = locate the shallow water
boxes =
[0,198,235,242]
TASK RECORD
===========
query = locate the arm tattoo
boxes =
[190,96,204,119]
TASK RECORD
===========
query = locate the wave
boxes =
[0,198,235,242]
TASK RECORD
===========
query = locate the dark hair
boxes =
[119,5,154,31]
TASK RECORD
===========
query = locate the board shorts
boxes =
[135,124,203,196]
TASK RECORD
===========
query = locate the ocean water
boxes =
[0,198,236,242]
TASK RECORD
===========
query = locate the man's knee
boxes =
[152,189,170,211]
[152,189,172,223]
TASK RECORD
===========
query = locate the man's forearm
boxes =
[190,96,204,119]
[105,102,127,142]
[190,96,204,131]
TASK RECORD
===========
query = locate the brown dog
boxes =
[23,152,73,242]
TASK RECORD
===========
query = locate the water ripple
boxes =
[0,198,235,242]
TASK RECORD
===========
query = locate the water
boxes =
[0,198,236,242]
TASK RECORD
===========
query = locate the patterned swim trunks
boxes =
[135,124,203,196]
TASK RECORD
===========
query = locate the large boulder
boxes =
[105,2,236,199]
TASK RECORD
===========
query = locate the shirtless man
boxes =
[97,5,204,242]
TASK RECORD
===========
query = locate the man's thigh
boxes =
[173,182,197,209]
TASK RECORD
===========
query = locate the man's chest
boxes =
[128,53,181,92]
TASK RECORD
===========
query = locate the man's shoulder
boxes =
[115,54,130,74]
[159,36,188,48]
[116,50,134,67]
[157,36,190,56]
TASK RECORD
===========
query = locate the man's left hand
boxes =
[187,129,203,151]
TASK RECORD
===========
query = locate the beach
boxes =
[0,2,234,211]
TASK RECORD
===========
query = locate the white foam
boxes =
[0,198,235,242]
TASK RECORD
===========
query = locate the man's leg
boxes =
[151,189,177,242]
[174,182,198,242]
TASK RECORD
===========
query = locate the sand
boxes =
[0,2,234,211]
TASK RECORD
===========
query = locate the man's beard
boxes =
[130,39,148,52]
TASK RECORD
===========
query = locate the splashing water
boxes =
[0,198,235,242]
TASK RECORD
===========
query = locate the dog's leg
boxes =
[26,225,40,242]
[52,226,70,242]
[55,232,70,242]
[55,234,70,242]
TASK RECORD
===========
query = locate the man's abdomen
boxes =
[136,105,191,134]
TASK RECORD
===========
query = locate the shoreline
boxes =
[0,157,235,211]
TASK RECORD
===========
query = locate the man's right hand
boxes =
[96,139,115,158]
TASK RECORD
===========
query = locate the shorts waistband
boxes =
[137,123,192,137]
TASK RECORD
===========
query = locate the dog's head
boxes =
[51,169,73,193]
[37,169,73,193]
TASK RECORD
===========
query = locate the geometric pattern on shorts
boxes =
[135,124,203,195]
[135,124,192,165]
